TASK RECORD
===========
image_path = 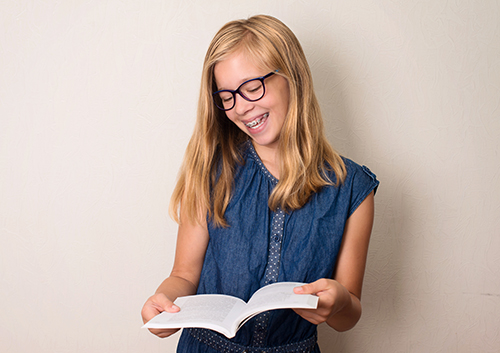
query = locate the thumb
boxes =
[293,283,315,295]
[154,293,180,313]
[293,279,329,295]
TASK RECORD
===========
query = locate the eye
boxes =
[244,82,261,92]
[247,86,261,93]
[241,81,263,99]
[216,91,234,107]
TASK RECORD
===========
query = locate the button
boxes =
[242,350,248,353]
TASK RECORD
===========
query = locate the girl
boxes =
[141,14,379,352]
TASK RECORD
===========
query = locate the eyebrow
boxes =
[216,75,262,91]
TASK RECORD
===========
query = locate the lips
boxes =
[245,113,269,129]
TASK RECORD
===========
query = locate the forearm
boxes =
[155,275,198,302]
[326,292,362,332]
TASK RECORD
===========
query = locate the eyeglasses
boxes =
[212,70,279,111]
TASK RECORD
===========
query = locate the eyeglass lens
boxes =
[214,78,265,111]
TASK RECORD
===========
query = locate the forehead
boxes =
[213,51,268,88]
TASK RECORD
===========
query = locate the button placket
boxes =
[247,142,287,348]
[252,206,285,346]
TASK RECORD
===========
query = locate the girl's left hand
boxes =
[293,278,352,325]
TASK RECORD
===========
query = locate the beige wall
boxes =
[1,1,499,352]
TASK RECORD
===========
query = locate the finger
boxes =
[153,293,180,312]
[294,278,330,295]
[142,305,177,324]
[293,308,324,325]
[148,327,180,338]
[142,295,180,324]
[152,301,180,313]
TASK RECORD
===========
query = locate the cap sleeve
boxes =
[345,160,380,217]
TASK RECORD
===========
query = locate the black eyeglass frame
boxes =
[212,70,279,111]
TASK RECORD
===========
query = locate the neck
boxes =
[252,141,280,179]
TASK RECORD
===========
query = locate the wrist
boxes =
[326,287,362,332]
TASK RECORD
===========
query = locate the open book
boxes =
[143,282,318,338]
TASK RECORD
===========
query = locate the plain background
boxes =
[1,1,499,352]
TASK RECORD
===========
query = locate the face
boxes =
[213,51,290,155]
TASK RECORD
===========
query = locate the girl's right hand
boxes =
[141,293,181,338]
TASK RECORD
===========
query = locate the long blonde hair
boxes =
[170,15,346,227]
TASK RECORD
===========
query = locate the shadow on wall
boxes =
[307,33,413,352]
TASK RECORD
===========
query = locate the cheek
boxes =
[224,112,246,130]
[269,85,290,115]
[280,90,290,113]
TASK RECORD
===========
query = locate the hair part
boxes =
[170,15,346,227]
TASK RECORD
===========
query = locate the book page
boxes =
[143,294,246,338]
[236,282,319,325]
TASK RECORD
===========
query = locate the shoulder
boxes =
[341,157,379,192]
[336,157,379,217]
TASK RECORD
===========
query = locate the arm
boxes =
[141,207,209,338]
[294,190,375,331]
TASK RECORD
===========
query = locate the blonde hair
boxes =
[170,15,346,227]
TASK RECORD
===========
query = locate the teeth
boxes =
[246,113,268,129]
[246,119,260,128]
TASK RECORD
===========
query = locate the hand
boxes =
[293,278,351,325]
[141,293,181,338]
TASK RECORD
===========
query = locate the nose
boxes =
[233,93,254,116]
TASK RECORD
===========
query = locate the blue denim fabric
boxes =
[177,141,379,352]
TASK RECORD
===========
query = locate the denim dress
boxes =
[177,141,379,353]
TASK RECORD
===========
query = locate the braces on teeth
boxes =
[246,113,268,128]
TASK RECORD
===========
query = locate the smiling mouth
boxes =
[245,113,269,129]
